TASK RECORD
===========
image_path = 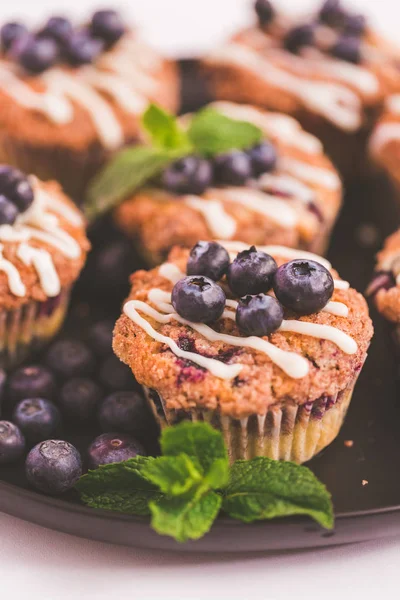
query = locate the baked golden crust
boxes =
[0,179,90,310]
[113,103,342,265]
[373,229,400,323]
[113,246,373,419]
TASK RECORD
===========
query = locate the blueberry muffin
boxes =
[113,241,372,463]
[0,10,179,201]
[369,96,400,193]
[114,101,342,265]
[0,164,89,368]
[367,230,400,345]
[202,0,400,177]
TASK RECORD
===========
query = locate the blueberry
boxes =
[38,16,73,45]
[91,10,125,47]
[0,194,18,225]
[330,35,361,64]
[227,246,277,297]
[88,320,114,358]
[98,391,152,439]
[7,365,56,407]
[343,13,366,36]
[284,24,314,54]
[161,156,213,195]
[172,276,226,323]
[16,35,59,73]
[213,151,252,186]
[12,398,61,444]
[254,0,274,26]
[25,439,82,495]
[88,432,145,469]
[319,0,346,28]
[248,141,277,177]
[187,241,230,281]
[8,177,34,212]
[273,259,334,315]
[59,378,102,422]
[45,339,95,379]
[0,22,28,52]
[0,421,25,464]
[65,31,104,66]
[99,355,137,391]
[236,294,283,337]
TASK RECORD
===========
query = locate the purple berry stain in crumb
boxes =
[366,271,396,297]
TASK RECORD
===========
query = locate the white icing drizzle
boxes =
[386,95,400,113]
[17,243,60,297]
[215,187,298,228]
[207,43,362,131]
[210,101,322,154]
[0,34,160,150]
[0,244,25,297]
[278,320,357,354]
[369,121,400,155]
[184,196,237,239]
[158,263,183,285]
[334,279,350,290]
[257,173,315,204]
[0,180,82,298]
[322,301,349,317]
[279,157,341,190]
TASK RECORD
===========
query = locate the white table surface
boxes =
[1,1,400,597]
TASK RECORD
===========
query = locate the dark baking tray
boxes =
[0,60,399,552]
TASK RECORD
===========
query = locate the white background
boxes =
[1,1,400,598]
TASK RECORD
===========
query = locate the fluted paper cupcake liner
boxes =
[0,287,71,370]
[143,371,361,464]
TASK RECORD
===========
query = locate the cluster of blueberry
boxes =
[256,0,366,64]
[0,9,125,74]
[172,241,334,336]
[0,321,155,495]
[0,165,34,226]
[161,141,277,196]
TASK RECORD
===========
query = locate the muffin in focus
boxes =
[0,10,179,201]
[113,101,342,265]
[202,0,400,177]
[0,165,89,368]
[113,241,372,463]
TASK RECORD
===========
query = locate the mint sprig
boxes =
[85,103,264,221]
[76,422,334,543]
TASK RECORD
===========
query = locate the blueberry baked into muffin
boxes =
[202,0,400,176]
[0,10,179,200]
[367,230,400,342]
[370,96,400,194]
[113,102,342,265]
[113,241,373,463]
[0,165,89,368]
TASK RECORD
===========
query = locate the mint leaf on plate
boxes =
[142,103,192,152]
[149,490,222,542]
[76,456,162,516]
[85,146,177,222]
[222,457,334,529]
[188,107,263,156]
[161,421,229,479]
[142,454,203,496]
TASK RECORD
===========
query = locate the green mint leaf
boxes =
[142,454,203,496]
[142,103,192,151]
[222,457,334,529]
[149,490,222,542]
[161,422,229,478]
[85,146,180,222]
[188,107,263,156]
[76,456,162,515]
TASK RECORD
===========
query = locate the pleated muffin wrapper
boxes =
[0,286,71,370]
[143,366,363,464]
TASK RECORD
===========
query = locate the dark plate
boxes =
[0,61,399,552]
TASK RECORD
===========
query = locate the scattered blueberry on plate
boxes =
[88,432,145,469]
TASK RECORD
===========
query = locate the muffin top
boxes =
[204,0,400,132]
[114,101,342,264]
[369,95,400,186]
[367,229,400,323]
[0,165,89,309]
[0,11,178,151]
[113,241,373,419]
